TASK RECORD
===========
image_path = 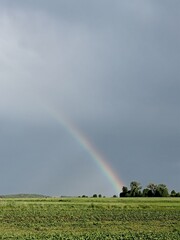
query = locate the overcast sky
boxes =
[0,0,179,196]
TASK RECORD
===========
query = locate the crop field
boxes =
[0,197,179,239]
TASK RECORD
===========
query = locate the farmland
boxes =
[0,197,179,239]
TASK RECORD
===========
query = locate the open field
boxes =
[0,197,179,239]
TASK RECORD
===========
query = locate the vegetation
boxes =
[0,197,179,239]
[120,181,180,197]
[0,194,50,198]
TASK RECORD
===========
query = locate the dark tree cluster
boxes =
[120,181,180,197]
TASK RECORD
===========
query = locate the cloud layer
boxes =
[0,0,179,195]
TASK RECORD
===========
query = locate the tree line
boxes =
[120,181,180,197]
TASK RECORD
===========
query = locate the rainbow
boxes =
[45,106,124,194]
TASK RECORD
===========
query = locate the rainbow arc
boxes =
[45,106,124,194]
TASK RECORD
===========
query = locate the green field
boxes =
[0,197,180,239]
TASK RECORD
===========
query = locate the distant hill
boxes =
[0,194,50,198]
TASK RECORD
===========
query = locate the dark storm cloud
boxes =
[0,0,179,195]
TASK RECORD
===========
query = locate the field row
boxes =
[0,198,179,239]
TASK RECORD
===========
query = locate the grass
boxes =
[0,197,179,239]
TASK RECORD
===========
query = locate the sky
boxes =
[0,0,179,196]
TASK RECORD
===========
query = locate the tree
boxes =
[176,192,180,197]
[120,186,129,197]
[82,195,88,198]
[142,188,149,197]
[147,183,157,197]
[129,181,142,197]
[147,183,169,197]
[170,190,176,197]
[155,184,169,197]
[120,181,172,198]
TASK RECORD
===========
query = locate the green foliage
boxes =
[113,195,117,198]
[82,195,88,198]
[120,186,129,197]
[129,181,142,197]
[120,181,142,197]
[176,192,180,197]
[155,184,169,197]
[146,183,169,197]
[142,188,149,197]
[171,190,176,197]
[147,183,157,196]
[120,181,173,198]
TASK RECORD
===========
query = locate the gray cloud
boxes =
[0,1,179,195]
